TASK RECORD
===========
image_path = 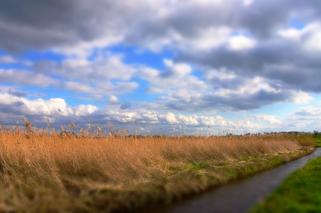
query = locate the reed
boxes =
[0,126,314,212]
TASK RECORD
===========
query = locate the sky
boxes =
[1,0,321,135]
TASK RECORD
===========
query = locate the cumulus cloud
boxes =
[0,92,267,134]
[0,69,57,87]
[139,62,308,111]
[0,0,317,53]
[254,114,282,125]
[2,0,321,132]
[0,50,138,101]
[227,35,256,51]
[291,91,312,104]
[0,93,97,117]
[2,91,320,134]
[2,1,321,94]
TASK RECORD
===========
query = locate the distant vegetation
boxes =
[0,124,316,212]
[252,156,321,212]
[313,132,321,147]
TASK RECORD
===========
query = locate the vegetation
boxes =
[0,125,315,213]
[252,157,321,213]
[313,133,321,147]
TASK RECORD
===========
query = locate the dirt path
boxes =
[149,148,321,213]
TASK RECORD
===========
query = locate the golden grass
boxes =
[0,127,315,212]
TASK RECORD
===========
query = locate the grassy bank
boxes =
[252,156,321,213]
[0,128,315,213]
[313,134,321,147]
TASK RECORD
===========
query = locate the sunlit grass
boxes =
[251,156,321,213]
[0,125,315,212]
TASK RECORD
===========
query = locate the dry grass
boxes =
[0,126,315,212]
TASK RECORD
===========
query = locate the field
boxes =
[252,156,321,212]
[0,126,315,212]
[313,134,321,147]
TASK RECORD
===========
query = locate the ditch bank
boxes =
[143,148,321,213]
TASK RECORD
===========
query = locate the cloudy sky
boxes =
[1,0,321,134]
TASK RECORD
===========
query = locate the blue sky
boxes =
[1,0,321,134]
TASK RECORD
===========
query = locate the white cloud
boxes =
[3,0,321,134]
[0,55,16,63]
[164,112,178,124]
[177,114,199,125]
[61,52,135,81]
[213,77,277,97]
[0,92,270,133]
[287,22,321,53]
[198,115,228,126]
[54,35,123,59]
[24,98,73,116]
[243,0,254,6]
[292,91,312,104]
[4,91,321,134]
[227,35,256,51]
[0,69,57,87]
[255,114,282,125]
[278,28,302,41]
[184,27,231,51]
[205,68,236,81]
[187,0,224,5]
[140,61,207,102]
[65,81,93,94]
[0,50,139,101]
[0,93,96,117]
[304,29,321,53]
[164,59,192,76]
[107,110,140,123]
[0,93,20,105]
[74,105,98,116]
[277,23,321,51]
[109,95,119,104]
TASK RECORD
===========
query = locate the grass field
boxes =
[313,134,321,147]
[0,126,315,212]
[252,156,321,213]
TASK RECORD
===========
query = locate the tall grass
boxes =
[0,126,314,212]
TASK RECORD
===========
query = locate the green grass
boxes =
[251,157,321,213]
[313,134,321,147]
